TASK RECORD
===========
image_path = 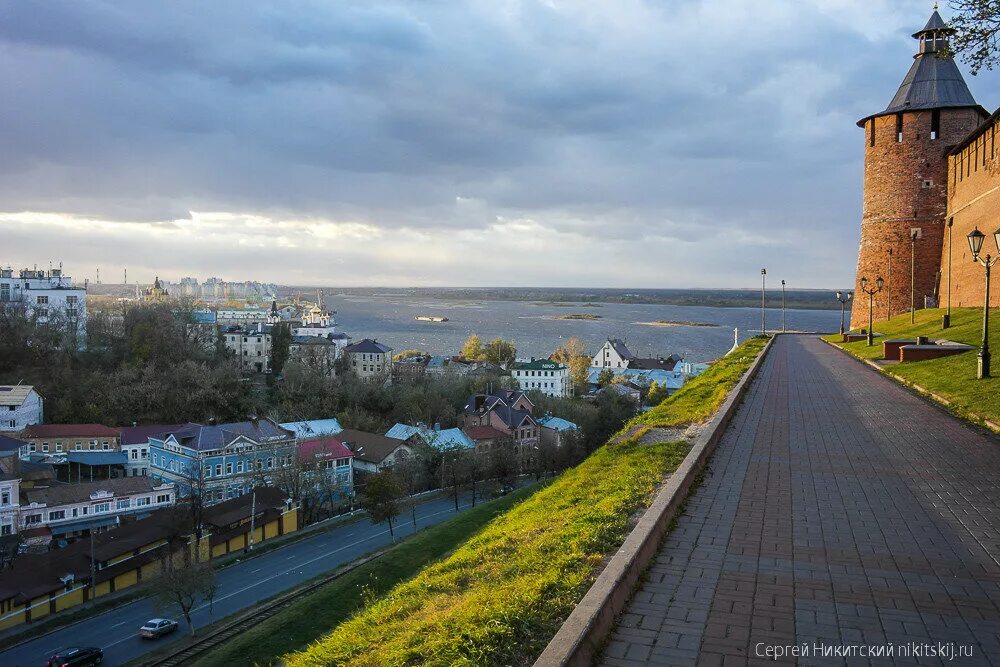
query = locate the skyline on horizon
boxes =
[4,1,999,290]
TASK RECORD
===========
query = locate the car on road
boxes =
[139,618,179,639]
[46,646,103,666]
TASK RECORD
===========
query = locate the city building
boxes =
[148,419,296,503]
[279,418,344,440]
[222,323,272,373]
[18,476,176,541]
[850,10,998,325]
[296,437,354,499]
[0,385,43,433]
[337,429,412,473]
[384,423,475,451]
[344,339,393,382]
[537,415,579,448]
[18,424,120,457]
[591,339,635,369]
[0,266,86,340]
[290,335,340,376]
[120,424,194,478]
[510,358,571,397]
[141,277,169,302]
[461,390,539,447]
[392,355,430,383]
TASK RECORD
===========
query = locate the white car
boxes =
[140,618,179,639]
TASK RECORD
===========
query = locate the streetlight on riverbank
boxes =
[835,291,853,336]
[910,229,918,323]
[760,268,766,335]
[944,218,954,329]
[967,227,1000,379]
[860,276,883,346]
[781,280,786,332]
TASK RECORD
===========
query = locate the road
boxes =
[2,492,479,666]
[602,335,1000,665]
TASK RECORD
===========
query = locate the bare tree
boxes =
[359,470,405,541]
[155,556,217,635]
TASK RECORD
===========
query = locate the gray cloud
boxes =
[1,0,998,288]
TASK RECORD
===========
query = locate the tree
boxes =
[270,322,292,375]
[646,380,669,406]
[597,368,615,388]
[460,334,485,362]
[483,338,516,367]
[946,1,1000,74]
[553,337,590,393]
[359,470,405,540]
[155,557,217,635]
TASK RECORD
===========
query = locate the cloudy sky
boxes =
[2,1,998,288]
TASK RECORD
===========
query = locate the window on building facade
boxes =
[24,513,42,524]
[156,494,171,503]
[36,295,48,304]
[215,464,223,476]
[94,503,110,513]
[0,491,8,505]
[136,497,151,506]
[117,499,130,509]
[48,510,66,521]
[226,462,233,474]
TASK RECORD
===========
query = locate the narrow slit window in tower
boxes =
[870,120,876,147]
[930,110,940,140]
[896,114,904,143]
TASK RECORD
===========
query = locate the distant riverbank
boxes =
[636,319,718,328]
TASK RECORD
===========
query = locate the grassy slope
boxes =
[824,307,1000,424]
[281,337,770,667]
[286,440,688,667]
[627,336,770,430]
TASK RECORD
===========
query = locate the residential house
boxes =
[0,266,87,341]
[120,424,195,478]
[297,437,354,500]
[537,415,579,448]
[148,419,296,504]
[591,338,635,369]
[290,335,341,376]
[627,354,682,371]
[424,356,474,376]
[0,439,24,536]
[19,424,121,457]
[599,382,642,405]
[222,323,273,373]
[337,429,412,473]
[511,358,571,397]
[19,476,176,542]
[0,385,43,432]
[462,425,512,452]
[384,423,475,451]
[279,418,344,440]
[392,355,430,383]
[344,339,393,382]
[461,390,539,448]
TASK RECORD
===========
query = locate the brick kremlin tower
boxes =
[850,9,986,329]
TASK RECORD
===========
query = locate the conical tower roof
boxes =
[858,10,984,126]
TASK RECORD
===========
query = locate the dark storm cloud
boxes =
[1,1,998,287]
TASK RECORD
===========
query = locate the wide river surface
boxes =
[322,295,841,363]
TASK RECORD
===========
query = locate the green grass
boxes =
[195,485,540,667]
[284,440,690,667]
[824,307,1000,425]
[625,336,770,432]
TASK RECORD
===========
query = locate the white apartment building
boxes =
[0,267,87,341]
[510,359,572,397]
[591,338,635,369]
[0,386,43,432]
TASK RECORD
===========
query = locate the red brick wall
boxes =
[940,117,1000,311]
[850,108,984,329]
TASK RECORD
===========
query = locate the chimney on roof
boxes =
[475,395,485,412]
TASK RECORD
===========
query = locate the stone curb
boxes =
[533,334,777,667]
[819,337,1000,435]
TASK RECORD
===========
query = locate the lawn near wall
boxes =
[278,337,769,667]
[824,307,1000,426]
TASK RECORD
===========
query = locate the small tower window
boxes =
[922,179,933,189]
[930,110,940,140]
[869,120,876,147]
[896,114,904,143]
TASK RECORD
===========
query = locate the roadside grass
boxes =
[283,439,689,667]
[624,335,770,432]
[824,307,1000,425]
[194,485,541,667]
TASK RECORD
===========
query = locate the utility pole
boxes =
[780,280,786,332]
[760,268,767,335]
[910,229,918,324]
[886,248,893,320]
[248,490,257,551]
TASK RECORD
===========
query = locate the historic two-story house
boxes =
[222,323,273,373]
[19,424,121,457]
[510,358,571,397]
[343,339,393,382]
[148,419,296,504]
[461,390,539,448]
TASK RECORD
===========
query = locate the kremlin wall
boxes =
[851,11,1000,328]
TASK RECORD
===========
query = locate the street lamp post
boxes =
[944,217,954,329]
[835,291,853,336]
[781,280,786,332]
[860,276,884,346]
[761,268,767,335]
[967,227,1000,379]
[910,229,919,324]
[886,248,893,320]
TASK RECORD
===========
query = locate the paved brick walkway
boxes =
[601,335,1000,666]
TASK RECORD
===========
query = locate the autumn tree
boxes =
[460,334,485,361]
[597,368,615,388]
[483,338,517,366]
[552,337,591,392]
[359,470,406,541]
[646,380,669,406]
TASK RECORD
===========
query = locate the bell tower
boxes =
[850,9,986,329]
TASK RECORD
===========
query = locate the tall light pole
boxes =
[944,217,954,329]
[967,227,1000,379]
[860,276,884,346]
[781,280,786,332]
[836,291,853,336]
[886,248,893,319]
[910,229,919,324]
[760,268,767,335]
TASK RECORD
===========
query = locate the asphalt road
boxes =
[2,492,477,667]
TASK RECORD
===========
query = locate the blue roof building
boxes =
[280,418,345,440]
